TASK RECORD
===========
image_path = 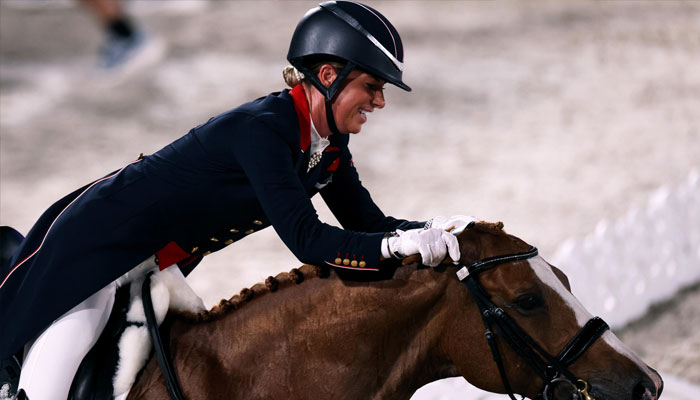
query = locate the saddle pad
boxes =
[113,266,206,398]
[68,264,205,399]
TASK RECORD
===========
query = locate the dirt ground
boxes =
[1,0,699,393]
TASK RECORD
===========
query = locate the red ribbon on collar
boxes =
[290,84,311,152]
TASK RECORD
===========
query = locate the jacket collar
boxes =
[289,84,311,152]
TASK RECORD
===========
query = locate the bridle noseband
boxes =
[456,246,609,400]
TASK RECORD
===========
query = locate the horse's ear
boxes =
[551,265,572,292]
[455,230,481,264]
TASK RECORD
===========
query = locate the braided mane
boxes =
[176,264,331,323]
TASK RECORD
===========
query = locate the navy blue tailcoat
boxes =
[0,85,422,358]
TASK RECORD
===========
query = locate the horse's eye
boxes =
[514,294,543,311]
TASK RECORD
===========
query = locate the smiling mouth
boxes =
[358,108,370,122]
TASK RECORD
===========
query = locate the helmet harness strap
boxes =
[295,61,357,135]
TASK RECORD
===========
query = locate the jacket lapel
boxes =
[289,84,312,176]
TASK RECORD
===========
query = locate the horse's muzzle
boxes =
[633,366,663,400]
[587,368,663,400]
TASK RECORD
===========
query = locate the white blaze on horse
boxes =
[121,221,662,400]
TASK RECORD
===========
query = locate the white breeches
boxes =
[18,256,186,400]
[18,281,117,400]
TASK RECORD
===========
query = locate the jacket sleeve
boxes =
[320,145,425,233]
[230,116,386,271]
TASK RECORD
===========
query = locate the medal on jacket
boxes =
[307,151,322,172]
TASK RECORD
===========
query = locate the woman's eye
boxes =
[515,294,543,311]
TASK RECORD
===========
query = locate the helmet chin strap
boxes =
[295,62,356,135]
[324,97,341,135]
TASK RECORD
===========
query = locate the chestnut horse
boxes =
[127,222,663,400]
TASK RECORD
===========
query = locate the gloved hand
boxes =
[387,228,461,267]
[426,215,476,235]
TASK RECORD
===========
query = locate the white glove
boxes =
[387,228,461,267]
[426,215,477,235]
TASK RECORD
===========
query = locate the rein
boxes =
[456,247,609,400]
[142,272,187,400]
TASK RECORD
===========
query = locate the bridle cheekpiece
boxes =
[456,245,609,400]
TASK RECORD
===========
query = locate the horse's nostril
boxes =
[632,381,653,400]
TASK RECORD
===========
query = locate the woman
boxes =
[0,1,470,398]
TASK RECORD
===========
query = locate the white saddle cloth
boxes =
[113,264,205,399]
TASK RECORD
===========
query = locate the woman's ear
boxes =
[317,64,338,88]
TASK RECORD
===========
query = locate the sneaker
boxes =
[96,30,165,73]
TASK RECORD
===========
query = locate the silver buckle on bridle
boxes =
[543,378,595,400]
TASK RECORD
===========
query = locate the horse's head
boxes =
[434,222,663,400]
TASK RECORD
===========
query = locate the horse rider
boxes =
[0,2,472,398]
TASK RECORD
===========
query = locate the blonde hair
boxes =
[282,61,347,88]
[283,65,305,87]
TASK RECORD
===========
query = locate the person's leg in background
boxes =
[79,0,131,33]
[78,0,164,71]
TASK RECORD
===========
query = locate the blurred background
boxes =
[1,1,698,398]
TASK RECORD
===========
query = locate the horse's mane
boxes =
[176,221,508,324]
[176,264,332,323]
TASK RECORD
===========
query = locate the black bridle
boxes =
[456,246,609,400]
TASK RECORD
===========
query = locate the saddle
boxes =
[70,265,202,400]
[0,226,203,400]
[68,284,132,400]
[0,226,130,400]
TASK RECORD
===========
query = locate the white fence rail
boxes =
[552,168,700,329]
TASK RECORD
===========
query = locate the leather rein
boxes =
[142,272,187,400]
[456,246,609,400]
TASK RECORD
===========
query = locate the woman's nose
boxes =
[372,90,385,109]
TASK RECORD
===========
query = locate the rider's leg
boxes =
[18,282,116,399]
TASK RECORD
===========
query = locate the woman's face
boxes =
[331,70,386,134]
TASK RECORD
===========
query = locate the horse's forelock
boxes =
[473,221,505,233]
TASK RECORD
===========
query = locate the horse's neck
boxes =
[178,267,458,399]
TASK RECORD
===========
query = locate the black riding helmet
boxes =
[287,1,410,134]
